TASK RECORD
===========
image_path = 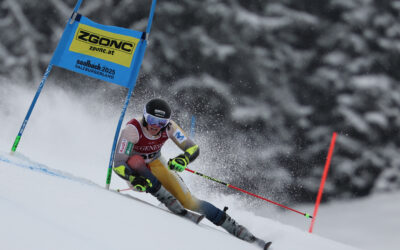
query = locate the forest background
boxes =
[1,0,399,205]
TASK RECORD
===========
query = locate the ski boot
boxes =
[219,213,272,249]
[151,185,185,214]
[254,238,272,250]
[151,186,204,224]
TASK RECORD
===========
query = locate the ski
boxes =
[113,189,268,247]
[112,189,205,224]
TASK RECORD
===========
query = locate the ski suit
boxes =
[113,117,225,225]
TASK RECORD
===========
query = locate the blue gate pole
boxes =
[190,115,196,139]
[146,0,157,34]
[105,0,157,189]
[11,64,53,152]
[11,0,83,153]
[105,85,135,189]
[73,0,83,13]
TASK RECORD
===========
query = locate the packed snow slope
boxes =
[0,152,360,250]
[274,191,400,250]
[2,82,399,250]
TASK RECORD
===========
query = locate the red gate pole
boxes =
[309,132,337,233]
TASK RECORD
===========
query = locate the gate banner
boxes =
[51,14,145,88]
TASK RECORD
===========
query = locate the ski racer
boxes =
[113,98,269,248]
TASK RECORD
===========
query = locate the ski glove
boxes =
[113,163,152,192]
[129,175,153,192]
[168,154,189,172]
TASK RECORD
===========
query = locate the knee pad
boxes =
[113,163,134,180]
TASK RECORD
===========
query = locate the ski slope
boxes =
[0,152,360,250]
[2,83,399,250]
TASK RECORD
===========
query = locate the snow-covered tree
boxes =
[1,0,399,203]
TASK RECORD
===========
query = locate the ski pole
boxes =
[185,168,312,219]
[115,187,133,192]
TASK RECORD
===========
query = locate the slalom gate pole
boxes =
[11,0,84,153]
[105,0,158,189]
[106,85,135,189]
[185,168,312,219]
[11,64,53,153]
[309,132,337,233]
[190,115,196,139]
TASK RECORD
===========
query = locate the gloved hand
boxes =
[129,175,153,192]
[168,154,189,172]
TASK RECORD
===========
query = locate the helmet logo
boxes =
[154,109,166,117]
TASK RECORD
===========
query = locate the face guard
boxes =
[143,108,170,128]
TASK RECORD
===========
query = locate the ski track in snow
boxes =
[0,152,97,185]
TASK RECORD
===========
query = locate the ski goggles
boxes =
[144,110,170,128]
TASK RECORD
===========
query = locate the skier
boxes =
[113,98,270,249]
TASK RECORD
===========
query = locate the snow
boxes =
[1,82,399,250]
[172,74,233,103]
[337,107,370,134]
[272,192,400,250]
[364,112,388,129]
[231,104,272,123]
[351,75,391,91]
[0,152,360,250]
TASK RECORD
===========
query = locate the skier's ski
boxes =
[112,189,204,224]
[254,237,272,250]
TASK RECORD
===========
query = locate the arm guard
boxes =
[183,144,199,163]
[167,120,200,163]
